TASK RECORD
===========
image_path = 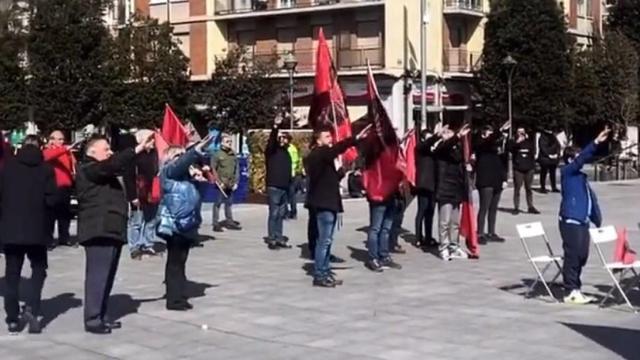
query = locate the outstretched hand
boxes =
[595,126,611,145]
[195,133,215,153]
[356,123,373,141]
[134,133,155,154]
[458,124,471,137]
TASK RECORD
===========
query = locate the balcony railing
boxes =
[443,0,483,14]
[244,46,384,72]
[443,48,481,73]
[215,0,383,16]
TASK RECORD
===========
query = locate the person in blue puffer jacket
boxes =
[157,135,213,311]
[559,127,609,305]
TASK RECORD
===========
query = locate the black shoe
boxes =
[366,259,384,273]
[267,241,279,250]
[528,207,540,215]
[329,276,344,286]
[85,324,112,334]
[513,209,520,215]
[312,278,336,288]
[22,308,41,334]
[166,302,192,311]
[552,188,560,193]
[276,239,292,249]
[7,321,20,335]
[540,188,548,194]
[130,248,143,260]
[380,257,402,270]
[478,234,489,245]
[391,245,406,254]
[490,234,506,243]
[329,254,345,263]
[213,225,224,232]
[104,321,122,330]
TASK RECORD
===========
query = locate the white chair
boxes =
[516,222,563,302]
[589,226,640,312]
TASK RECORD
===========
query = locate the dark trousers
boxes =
[539,164,558,191]
[83,238,122,327]
[415,191,436,243]
[559,222,590,291]
[165,236,191,306]
[513,169,534,210]
[313,210,337,280]
[49,187,72,244]
[390,200,405,249]
[307,208,318,259]
[3,245,48,324]
[477,187,502,235]
[287,175,302,218]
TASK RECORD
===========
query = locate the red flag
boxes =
[459,133,479,258]
[614,227,637,265]
[161,104,188,147]
[308,28,357,163]
[361,65,403,202]
[401,129,417,187]
[154,131,169,163]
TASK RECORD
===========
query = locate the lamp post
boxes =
[419,1,430,130]
[502,54,517,139]
[283,51,298,130]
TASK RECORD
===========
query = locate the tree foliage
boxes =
[0,2,26,129]
[105,15,191,129]
[478,0,571,130]
[200,47,279,133]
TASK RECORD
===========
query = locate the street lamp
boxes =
[282,51,298,130]
[502,54,517,139]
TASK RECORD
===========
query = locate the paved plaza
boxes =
[0,180,639,359]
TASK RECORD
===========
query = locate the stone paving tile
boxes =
[1,182,639,359]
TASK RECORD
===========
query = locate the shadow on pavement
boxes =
[347,246,369,265]
[498,278,564,302]
[561,322,640,360]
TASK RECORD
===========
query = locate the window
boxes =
[577,0,587,17]
[356,21,379,48]
[279,0,296,9]
[276,27,296,53]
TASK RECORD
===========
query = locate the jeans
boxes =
[559,221,590,290]
[49,187,72,244]
[367,202,395,261]
[513,169,534,210]
[540,164,558,191]
[389,200,405,249]
[314,210,337,280]
[438,202,461,250]
[415,191,436,243]
[477,187,502,235]
[127,205,158,253]
[213,188,234,225]
[287,175,302,218]
[267,186,288,240]
[3,245,47,324]
[165,236,191,306]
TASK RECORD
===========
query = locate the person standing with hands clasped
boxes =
[76,133,155,334]
[559,127,609,305]
[510,127,539,214]
[305,125,370,287]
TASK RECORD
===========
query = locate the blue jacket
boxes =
[157,149,204,240]
[559,142,602,226]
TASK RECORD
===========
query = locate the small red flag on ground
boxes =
[614,227,637,265]
[308,27,357,164]
[161,104,188,147]
[460,133,479,258]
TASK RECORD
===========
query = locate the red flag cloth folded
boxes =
[401,129,417,187]
[154,131,169,163]
[614,227,637,265]
[361,65,403,202]
[161,104,188,147]
[308,27,357,164]
[459,133,479,258]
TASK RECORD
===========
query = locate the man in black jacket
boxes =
[538,129,561,193]
[76,133,154,334]
[510,127,539,214]
[414,129,440,248]
[264,117,292,250]
[304,125,368,287]
[0,136,57,334]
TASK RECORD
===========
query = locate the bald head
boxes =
[85,135,112,161]
[48,130,65,147]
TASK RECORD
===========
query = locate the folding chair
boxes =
[589,226,640,312]
[516,222,563,302]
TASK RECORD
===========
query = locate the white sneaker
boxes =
[449,246,468,260]
[439,248,451,261]
[563,290,596,305]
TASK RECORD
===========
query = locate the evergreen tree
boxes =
[608,0,640,53]
[0,2,26,129]
[479,0,571,130]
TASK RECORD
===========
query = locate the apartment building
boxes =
[561,0,603,46]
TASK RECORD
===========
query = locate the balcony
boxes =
[443,48,481,74]
[214,0,384,19]
[443,0,484,17]
[246,46,384,73]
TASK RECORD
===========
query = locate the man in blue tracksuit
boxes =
[559,127,609,304]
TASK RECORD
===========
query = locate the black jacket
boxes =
[415,134,440,193]
[304,138,355,213]
[510,138,536,173]
[537,132,561,166]
[434,137,465,204]
[265,125,292,190]
[0,145,57,246]
[123,150,159,203]
[474,132,506,189]
[76,149,136,244]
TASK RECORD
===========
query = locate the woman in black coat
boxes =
[0,136,57,334]
[474,125,506,243]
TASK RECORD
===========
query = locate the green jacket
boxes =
[211,147,239,188]
[288,144,303,177]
